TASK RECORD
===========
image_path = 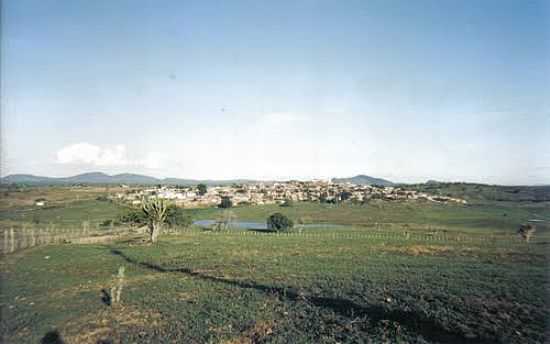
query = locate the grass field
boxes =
[0,199,130,229]
[1,225,549,343]
[183,201,550,234]
[1,190,549,343]
[2,186,549,234]
[0,186,133,210]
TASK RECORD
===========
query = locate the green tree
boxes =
[267,213,294,232]
[339,191,352,202]
[165,205,193,229]
[142,197,168,243]
[197,183,208,196]
[119,210,147,227]
[219,196,233,208]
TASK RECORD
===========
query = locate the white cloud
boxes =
[56,143,129,167]
[56,143,175,173]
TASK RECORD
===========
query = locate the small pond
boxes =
[193,220,349,230]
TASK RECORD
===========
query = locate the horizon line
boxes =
[1,171,549,187]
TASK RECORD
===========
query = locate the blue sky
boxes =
[1,0,549,184]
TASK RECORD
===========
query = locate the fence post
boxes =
[3,229,8,253]
[30,227,35,247]
[10,228,15,253]
[21,227,27,250]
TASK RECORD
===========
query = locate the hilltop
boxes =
[0,172,260,186]
[331,174,394,186]
[1,172,396,187]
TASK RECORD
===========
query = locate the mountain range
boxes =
[0,172,265,186]
[331,174,394,186]
[0,172,393,186]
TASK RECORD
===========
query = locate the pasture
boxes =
[2,229,549,343]
[1,188,549,343]
[184,201,549,235]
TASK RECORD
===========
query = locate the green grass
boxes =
[0,186,132,210]
[0,199,129,229]
[406,183,550,203]
[1,200,549,342]
[2,227,549,343]
[2,196,549,235]
[185,201,550,234]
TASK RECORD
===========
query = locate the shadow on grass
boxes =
[110,248,493,344]
[101,288,112,306]
[247,228,277,233]
[40,330,65,344]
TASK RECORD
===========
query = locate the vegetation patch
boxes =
[384,244,455,256]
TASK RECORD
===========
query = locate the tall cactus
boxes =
[142,197,168,243]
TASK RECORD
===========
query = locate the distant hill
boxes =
[407,182,550,202]
[1,172,158,185]
[0,172,261,186]
[331,175,394,186]
[163,178,259,186]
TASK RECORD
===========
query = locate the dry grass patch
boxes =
[223,320,275,344]
[50,273,161,299]
[383,244,454,256]
[63,305,163,344]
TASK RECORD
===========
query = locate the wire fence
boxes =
[181,226,535,250]
[0,225,133,254]
[1,222,538,255]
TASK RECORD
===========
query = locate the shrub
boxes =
[219,196,233,208]
[339,191,352,201]
[101,219,114,227]
[165,205,192,229]
[267,213,293,232]
[197,183,207,196]
[119,210,147,226]
[518,223,536,243]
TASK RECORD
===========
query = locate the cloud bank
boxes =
[56,143,174,173]
[57,143,129,166]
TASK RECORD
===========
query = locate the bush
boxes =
[518,223,536,243]
[197,183,207,196]
[165,205,192,228]
[100,219,114,227]
[267,213,293,232]
[119,210,147,226]
[219,196,233,208]
[339,191,352,201]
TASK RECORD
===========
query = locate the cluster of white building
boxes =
[115,180,466,208]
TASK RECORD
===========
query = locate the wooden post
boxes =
[3,229,8,253]
[21,227,27,250]
[10,228,15,253]
[31,228,36,247]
